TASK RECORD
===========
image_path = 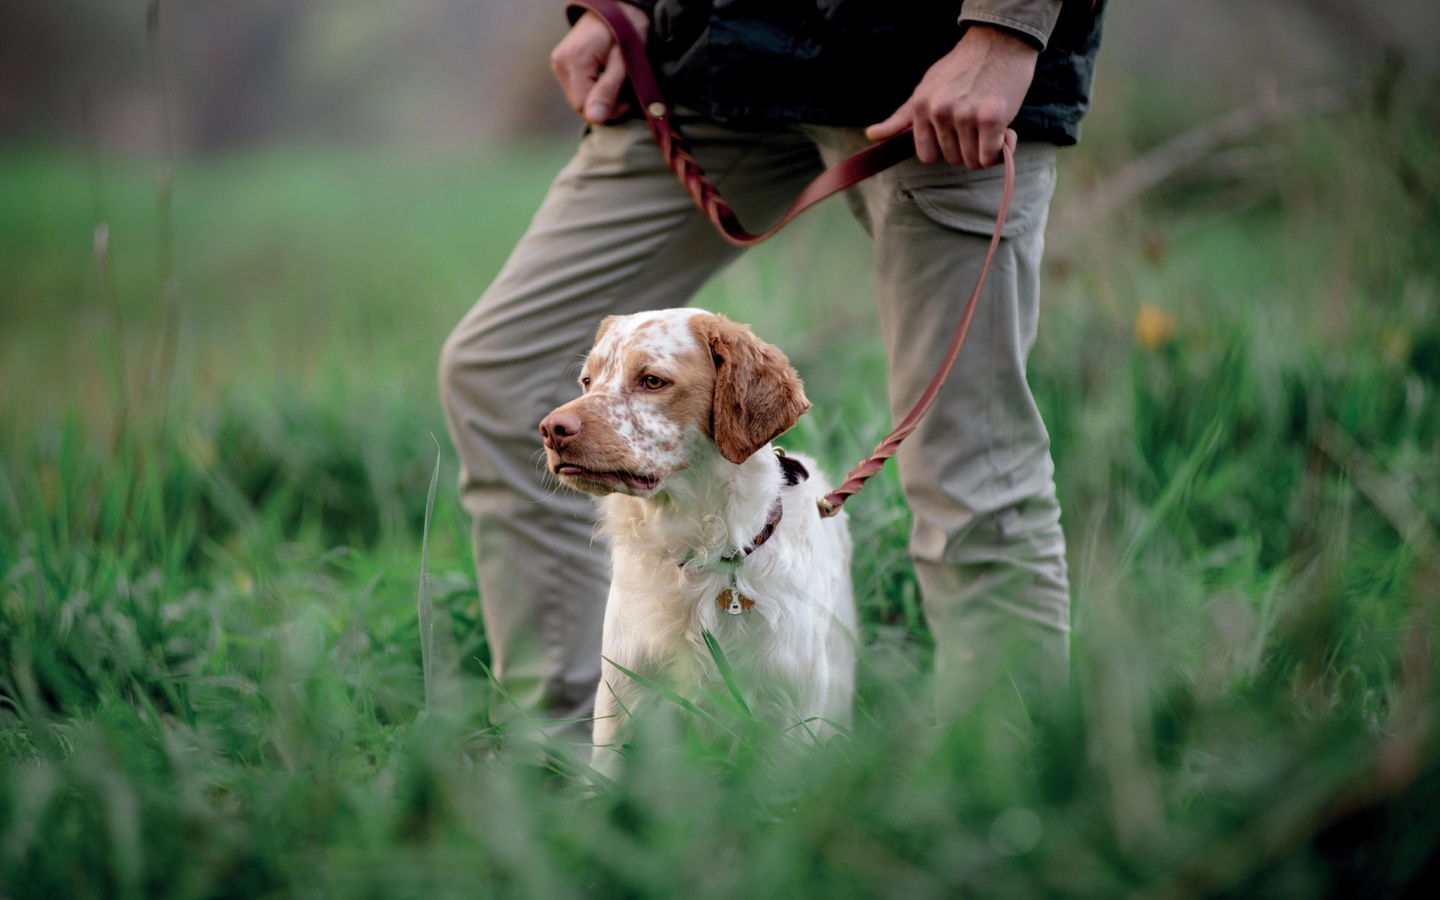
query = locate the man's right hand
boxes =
[549,7,650,124]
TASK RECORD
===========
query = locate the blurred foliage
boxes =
[0,0,574,149]
[2,68,1440,900]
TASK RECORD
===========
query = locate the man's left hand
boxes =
[866,25,1039,169]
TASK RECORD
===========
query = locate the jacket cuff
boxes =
[958,0,1063,50]
[567,1,655,26]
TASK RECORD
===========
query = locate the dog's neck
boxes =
[602,441,783,571]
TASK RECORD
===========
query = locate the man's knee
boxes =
[438,304,544,438]
[437,324,470,422]
[913,491,1071,711]
[439,304,500,407]
[910,487,1066,568]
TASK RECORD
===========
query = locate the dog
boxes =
[539,308,855,776]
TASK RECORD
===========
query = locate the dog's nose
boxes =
[539,411,583,450]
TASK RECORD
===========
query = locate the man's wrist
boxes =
[958,21,1042,56]
[958,0,1062,51]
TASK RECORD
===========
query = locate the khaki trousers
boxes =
[439,116,1070,728]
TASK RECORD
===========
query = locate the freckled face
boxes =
[544,310,717,497]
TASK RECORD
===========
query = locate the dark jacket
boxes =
[614,0,1106,146]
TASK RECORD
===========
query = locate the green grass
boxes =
[3,81,1440,898]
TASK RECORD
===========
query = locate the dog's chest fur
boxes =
[599,450,853,714]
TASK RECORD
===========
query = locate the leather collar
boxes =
[720,497,783,565]
[681,447,808,570]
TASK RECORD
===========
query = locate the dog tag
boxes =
[717,588,754,616]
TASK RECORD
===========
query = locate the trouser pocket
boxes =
[894,143,1057,238]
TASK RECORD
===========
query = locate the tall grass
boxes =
[2,79,1439,897]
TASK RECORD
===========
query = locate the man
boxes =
[440,0,1106,730]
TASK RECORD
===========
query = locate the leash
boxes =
[568,0,1017,518]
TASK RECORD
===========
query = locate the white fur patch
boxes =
[576,309,711,477]
[588,308,704,389]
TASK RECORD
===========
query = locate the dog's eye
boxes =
[580,376,592,391]
[640,374,668,391]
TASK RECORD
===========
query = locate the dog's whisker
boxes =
[528,447,571,504]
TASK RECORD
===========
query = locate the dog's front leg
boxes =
[589,659,635,781]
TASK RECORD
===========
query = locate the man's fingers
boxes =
[549,49,586,115]
[912,119,941,165]
[975,133,1001,168]
[584,43,628,123]
[566,67,599,117]
[879,99,1007,168]
[550,11,638,122]
[933,116,964,166]
[974,107,1008,168]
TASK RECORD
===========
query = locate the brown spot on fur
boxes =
[592,315,619,348]
[663,333,719,436]
[622,346,655,381]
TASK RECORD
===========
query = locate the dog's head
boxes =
[540,309,811,497]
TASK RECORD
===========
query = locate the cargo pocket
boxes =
[895,147,1056,238]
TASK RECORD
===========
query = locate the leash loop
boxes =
[569,0,921,247]
[817,130,1014,516]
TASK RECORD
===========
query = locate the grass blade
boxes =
[701,629,754,720]
[783,716,855,742]
[416,436,441,716]
[473,654,524,718]
[602,656,734,736]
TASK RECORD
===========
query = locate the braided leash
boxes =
[815,133,1013,517]
[568,0,1016,516]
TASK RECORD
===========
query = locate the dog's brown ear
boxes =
[592,315,620,345]
[701,314,811,464]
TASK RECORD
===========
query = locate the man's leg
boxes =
[439,117,823,729]
[811,127,1070,722]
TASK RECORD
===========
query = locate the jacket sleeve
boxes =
[567,0,654,25]
[958,0,1063,51]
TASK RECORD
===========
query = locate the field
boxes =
[3,77,1440,897]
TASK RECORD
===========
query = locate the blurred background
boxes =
[3,0,1437,151]
[4,0,1437,432]
[4,2,1440,897]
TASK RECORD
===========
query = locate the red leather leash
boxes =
[816,139,1012,517]
[568,0,1016,516]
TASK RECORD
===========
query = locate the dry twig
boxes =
[1054,84,1349,245]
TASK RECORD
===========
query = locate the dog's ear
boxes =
[592,315,620,345]
[700,314,811,464]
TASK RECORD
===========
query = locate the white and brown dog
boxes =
[539,308,855,776]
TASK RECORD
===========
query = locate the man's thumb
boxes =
[865,105,911,142]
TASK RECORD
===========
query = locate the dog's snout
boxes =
[540,410,583,450]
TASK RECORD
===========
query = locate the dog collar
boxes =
[721,497,783,565]
[691,448,811,615]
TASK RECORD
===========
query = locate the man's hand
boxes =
[550,7,650,124]
[866,25,1038,169]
